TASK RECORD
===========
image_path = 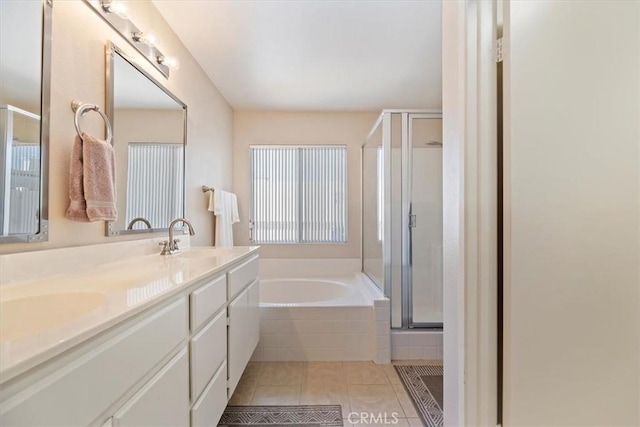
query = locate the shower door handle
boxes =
[408,213,415,266]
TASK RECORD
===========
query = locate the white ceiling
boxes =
[153,0,442,112]
[0,0,42,112]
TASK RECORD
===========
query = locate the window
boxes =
[127,143,184,228]
[250,146,347,244]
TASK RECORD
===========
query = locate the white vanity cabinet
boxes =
[0,298,189,427]
[0,249,260,427]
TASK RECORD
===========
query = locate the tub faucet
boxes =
[160,218,196,255]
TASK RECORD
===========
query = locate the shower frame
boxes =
[362,109,443,329]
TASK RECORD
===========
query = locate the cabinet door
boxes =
[247,279,260,353]
[227,287,248,396]
[113,348,189,427]
[227,280,261,398]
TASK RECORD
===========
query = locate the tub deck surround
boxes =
[254,273,391,363]
[0,245,259,383]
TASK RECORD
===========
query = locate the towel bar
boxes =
[71,100,113,145]
[202,185,217,242]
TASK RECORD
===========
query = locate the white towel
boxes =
[208,189,239,247]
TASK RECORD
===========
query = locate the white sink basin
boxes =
[0,293,107,341]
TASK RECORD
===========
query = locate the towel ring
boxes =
[71,100,113,145]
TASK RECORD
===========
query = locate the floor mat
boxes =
[219,405,343,426]
[394,365,443,427]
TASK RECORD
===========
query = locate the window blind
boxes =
[127,143,184,228]
[7,143,40,234]
[250,146,347,244]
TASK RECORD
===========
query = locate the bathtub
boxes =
[260,277,370,306]
[252,272,391,363]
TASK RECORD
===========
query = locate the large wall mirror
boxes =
[0,0,51,243]
[106,42,186,236]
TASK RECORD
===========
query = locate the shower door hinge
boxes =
[409,215,417,228]
[493,38,504,63]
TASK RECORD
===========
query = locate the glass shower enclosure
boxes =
[362,110,443,329]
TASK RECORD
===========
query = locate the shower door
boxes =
[404,113,443,328]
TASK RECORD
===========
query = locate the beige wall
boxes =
[11,113,40,144]
[233,111,378,259]
[1,0,233,254]
[503,1,639,425]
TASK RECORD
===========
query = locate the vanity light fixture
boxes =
[85,0,175,79]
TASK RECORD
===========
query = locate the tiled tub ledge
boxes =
[251,271,391,364]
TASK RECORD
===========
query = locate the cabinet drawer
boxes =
[190,309,227,401]
[227,256,258,299]
[113,347,189,427]
[191,361,227,427]
[0,298,188,427]
[190,274,226,331]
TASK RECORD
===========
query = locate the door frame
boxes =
[442,0,499,425]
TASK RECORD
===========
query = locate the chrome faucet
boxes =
[160,218,196,255]
[127,217,152,230]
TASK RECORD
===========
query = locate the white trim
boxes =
[442,0,467,423]
[0,105,41,121]
[364,109,443,144]
[442,0,499,425]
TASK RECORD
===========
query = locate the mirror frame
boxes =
[0,0,52,244]
[104,41,187,236]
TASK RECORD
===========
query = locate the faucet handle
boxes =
[173,238,181,250]
[159,240,170,255]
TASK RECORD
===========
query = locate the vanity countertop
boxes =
[0,246,259,383]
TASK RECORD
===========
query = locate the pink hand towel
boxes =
[82,133,117,221]
[65,133,117,222]
[65,135,89,222]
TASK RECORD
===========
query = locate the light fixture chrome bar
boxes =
[83,0,170,78]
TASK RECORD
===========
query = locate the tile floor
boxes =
[228,360,443,427]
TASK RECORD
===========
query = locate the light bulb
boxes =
[111,2,129,19]
[143,33,157,47]
[132,32,156,47]
[157,55,180,70]
[101,0,129,19]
